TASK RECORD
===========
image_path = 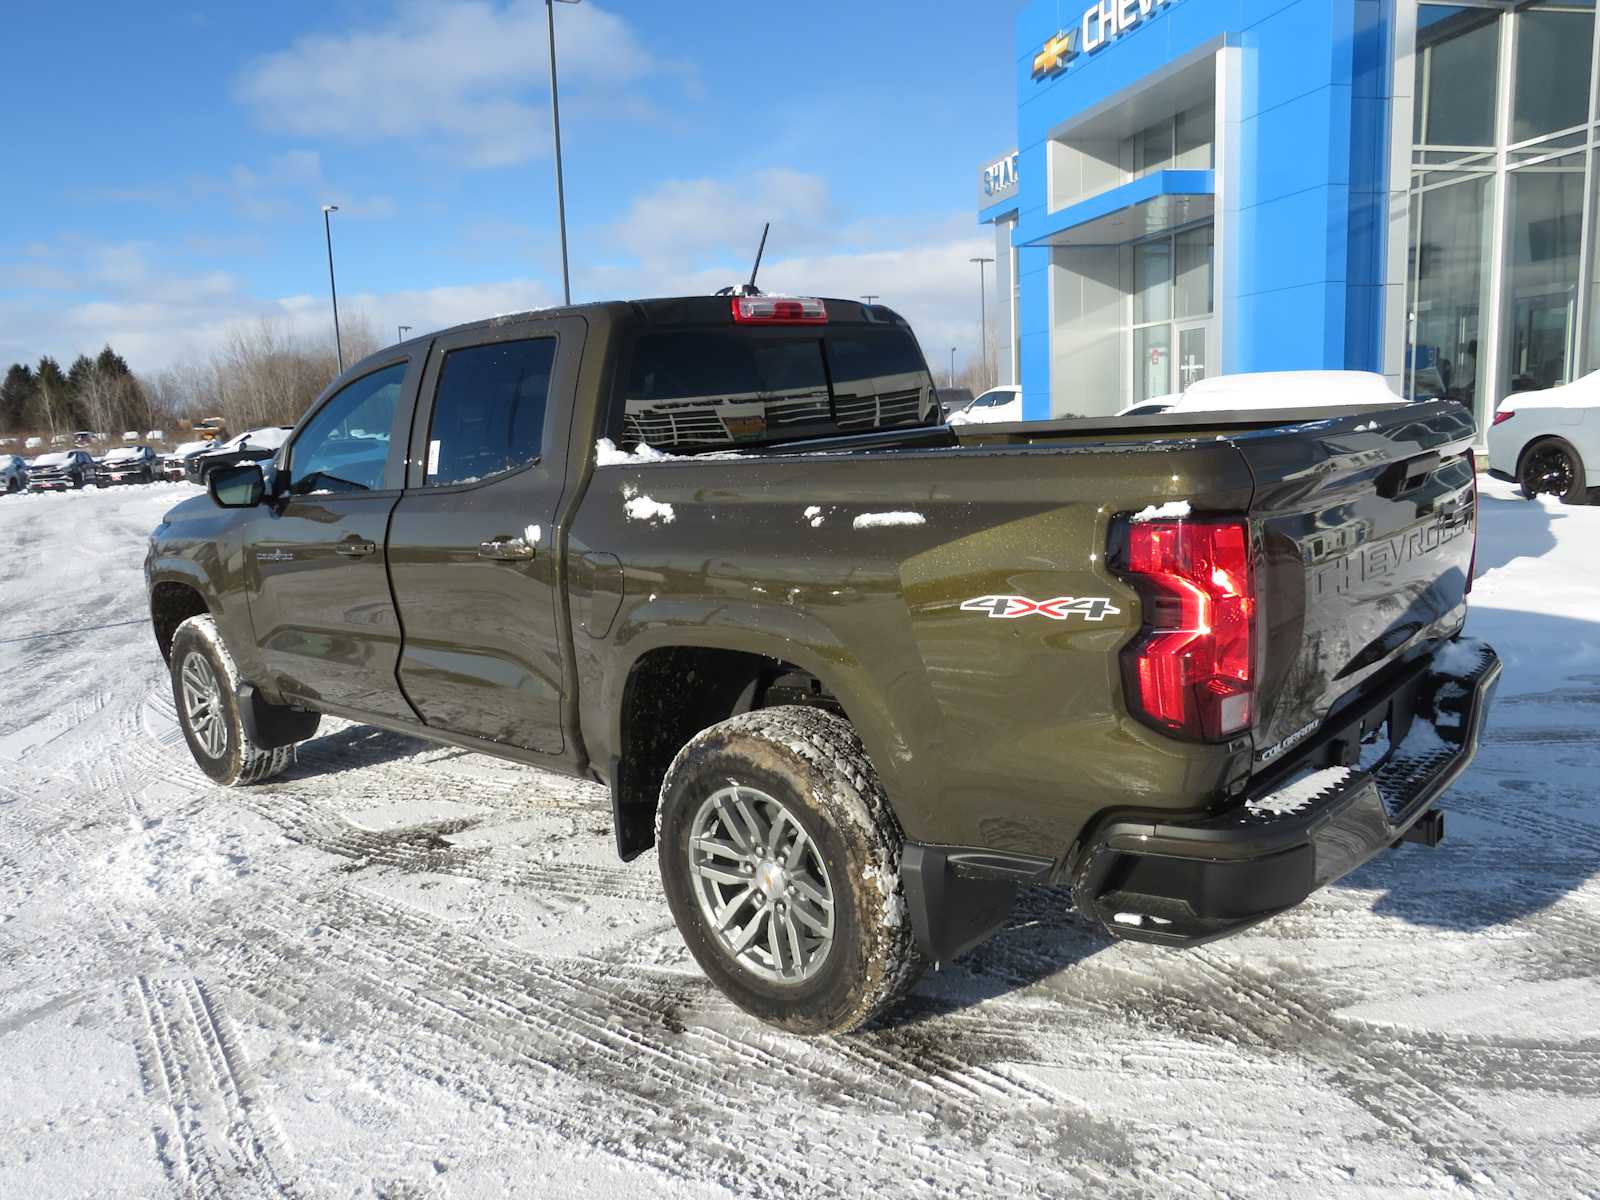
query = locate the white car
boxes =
[1117,371,1402,417]
[1487,372,1600,504]
[948,385,1022,425]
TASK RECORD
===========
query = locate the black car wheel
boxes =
[1519,437,1589,505]
[657,706,924,1035]
[169,615,300,786]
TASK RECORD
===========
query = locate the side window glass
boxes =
[288,362,406,495]
[425,338,556,487]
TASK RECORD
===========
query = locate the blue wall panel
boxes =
[1000,0,1395,414]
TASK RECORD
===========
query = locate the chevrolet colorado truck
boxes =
[144,295,1501,1035]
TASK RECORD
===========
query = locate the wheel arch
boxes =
[149,574,211,663]
[600,622,909,862]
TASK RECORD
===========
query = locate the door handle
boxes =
[479,536,536,562]
[336,538,377,558]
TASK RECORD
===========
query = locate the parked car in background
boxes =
[163,440,213,481]
[934,388,973,420]
[97,445,161,486]
[193,416,228,444]
[948,384,1023,424]
[27,449,96,491]
[24,436,44,450]
[184,426,293,485]
[1487,370,1600,504]
[2,454,28,494]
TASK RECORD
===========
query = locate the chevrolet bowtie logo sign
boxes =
[1031,30,1076,78]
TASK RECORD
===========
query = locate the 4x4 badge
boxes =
[961,595,1121,622]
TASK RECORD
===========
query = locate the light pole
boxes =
[322,204,343,373]
[861,294,879,305]
[969,256,994,387]
[546,0,582,306]
[397,324,412,343]
[949,347,957,389]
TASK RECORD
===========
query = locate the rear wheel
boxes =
[170,615,300,786]
[1519,437,1588,504]
[656,706,923,1035]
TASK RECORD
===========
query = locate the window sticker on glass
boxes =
[428,439,440,477]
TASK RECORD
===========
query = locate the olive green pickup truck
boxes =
[145,295,1500,1034]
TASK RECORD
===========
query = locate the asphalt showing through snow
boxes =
[0,481,1597,1198]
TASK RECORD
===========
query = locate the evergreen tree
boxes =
[65,354,96,430]
[0,363,35,432]
[96,345,131,378]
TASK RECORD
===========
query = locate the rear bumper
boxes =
[1070,637,1501,945]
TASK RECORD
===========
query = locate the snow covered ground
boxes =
[1,477,1597,1198]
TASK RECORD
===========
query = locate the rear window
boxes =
[620,326,932,450]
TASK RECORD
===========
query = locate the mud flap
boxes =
[235,683,321,751]
[900,844,1032,963]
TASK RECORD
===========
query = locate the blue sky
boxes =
[0,1,1019,374]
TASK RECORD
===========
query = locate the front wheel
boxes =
[170,615,300,785]
[1519,437,1589,504]
[657,706,923,1035]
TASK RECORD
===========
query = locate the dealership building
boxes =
[979,0,1600,430]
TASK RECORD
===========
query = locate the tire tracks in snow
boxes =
[132,974,301,1199]
[224,879,1150,1199]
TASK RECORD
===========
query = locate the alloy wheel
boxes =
[688,784,836,984]
[1522,445,1576,497]
[180,652,227,759]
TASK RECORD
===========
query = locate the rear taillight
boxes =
[729,296,827,324]
[1118,518,1255,741]
[1491,409,1515,426]
[1466,449,1478,593]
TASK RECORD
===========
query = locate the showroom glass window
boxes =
[1406,0,1600,425]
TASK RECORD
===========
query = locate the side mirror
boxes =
[209,462,265,509]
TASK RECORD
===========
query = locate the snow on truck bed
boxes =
[0,477,1597,1197]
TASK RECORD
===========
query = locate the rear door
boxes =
[385,315,585,754]
[1243,403,1478,759]
[246,355,421,720]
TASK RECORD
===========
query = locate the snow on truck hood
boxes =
[30,452,72,466]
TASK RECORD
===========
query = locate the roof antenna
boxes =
[717,222,770,297]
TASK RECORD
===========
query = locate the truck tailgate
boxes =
[1239,401,1478,765]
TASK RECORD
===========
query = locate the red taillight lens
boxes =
[1491,409,1515,426]
[729,296,828,324]
[1120,518,1255,740]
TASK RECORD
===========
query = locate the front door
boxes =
[247,356,420,720]
[1176,320,1213,393]
[385,315,585,754]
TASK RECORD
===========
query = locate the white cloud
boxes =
[603,169,834,266]
[3,159,999,383]
[585,169,993,374]
[235,1,685,167]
